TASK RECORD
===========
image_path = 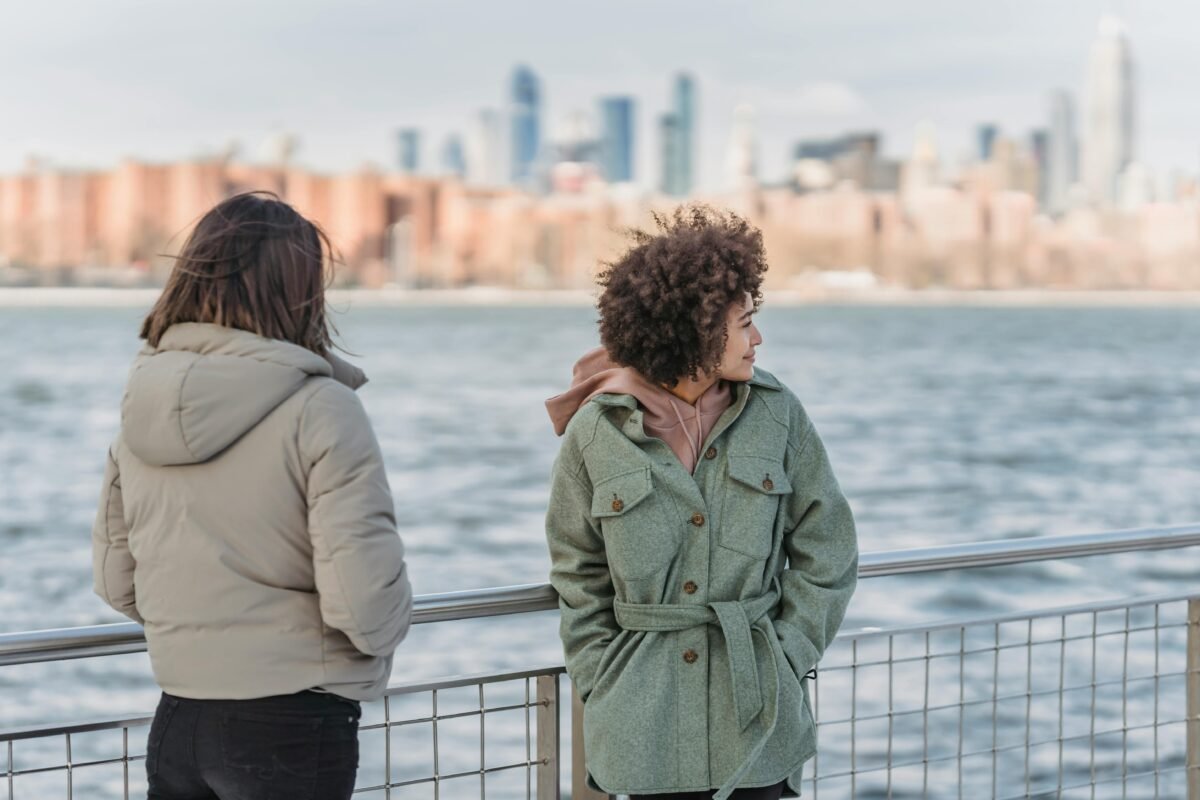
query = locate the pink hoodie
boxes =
[545,347,734,474]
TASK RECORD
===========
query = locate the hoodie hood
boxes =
[545,347,733,473]
[121,322,366,467]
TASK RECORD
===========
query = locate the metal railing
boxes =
[2,523,1200,799]
[2,667,565,799]
[5,523,1198,669]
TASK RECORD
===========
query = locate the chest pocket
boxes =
[721,455,793,559]
[591,467,680,582]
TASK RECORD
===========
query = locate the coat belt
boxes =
[613,579,781,730]
[612,579,785,800]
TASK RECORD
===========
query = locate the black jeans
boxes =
[631,781,787,800]
[146,690,361,800]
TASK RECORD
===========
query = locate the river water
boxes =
[1,300,1196,797]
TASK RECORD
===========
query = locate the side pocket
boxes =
[589,633,634,701]
[145,694,180,778]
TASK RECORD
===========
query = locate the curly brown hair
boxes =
[597,205,767,386]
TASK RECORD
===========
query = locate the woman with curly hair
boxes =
[545,207,858,799]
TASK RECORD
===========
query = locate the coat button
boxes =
[683,580,698,594]
[762,476,774,491]
[704,446,718,460]
[690,512,705,527]
[611,497,624,512]
[683,649,698,664]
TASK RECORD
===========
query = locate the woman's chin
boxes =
[728,364,755,382]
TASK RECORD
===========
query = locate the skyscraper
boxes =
[1082,15,1135,208]
[977,124,999,162]
[1028,128,1049,208]
[726,104,757,189]
[901,122,940,211]
[467,109,504,186]
[599,97,635,183]
[510,66,541,185]
[441,134,466,178]
[659,113,679,195]
[1046,90,1078,215]
[670,74,696,196]
[398,129,421,174]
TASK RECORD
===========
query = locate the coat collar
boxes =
[746,367,782,391]
[591,367,780,409]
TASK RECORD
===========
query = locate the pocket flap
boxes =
[727,455,792,495]
[591,467,654,517]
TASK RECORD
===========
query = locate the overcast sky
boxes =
[1,0,1193,191]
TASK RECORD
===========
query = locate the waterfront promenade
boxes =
[2,524,1197,799]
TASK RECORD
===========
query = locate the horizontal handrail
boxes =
[2,522,1198,667]
[0,583,562,667]
[838,588,1198,641]
[857,522,1200,577]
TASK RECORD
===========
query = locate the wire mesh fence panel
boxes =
[809,595,1191,799]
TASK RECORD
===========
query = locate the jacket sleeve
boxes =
[545,450,617,702]
[774,417,859,682]
[301,382,413,657]
[92,445,143,624]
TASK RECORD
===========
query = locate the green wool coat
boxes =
[545,368,858,799]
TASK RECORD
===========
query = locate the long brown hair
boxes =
[141,191,336,354]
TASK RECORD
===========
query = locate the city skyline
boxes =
[2,2,1198,193]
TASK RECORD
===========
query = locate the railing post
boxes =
[537,681,559,796]
[1188,600,1200,799]
[536,675,561,800]
[571,683,613,800]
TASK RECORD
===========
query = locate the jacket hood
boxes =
[121,322,366,466]
[545,347,733,473]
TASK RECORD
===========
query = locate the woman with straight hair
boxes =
[545,207,858,799]
[92,191,413,799]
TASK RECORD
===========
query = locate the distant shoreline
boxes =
[4,285,1200,309]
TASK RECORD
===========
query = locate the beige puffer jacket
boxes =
[92,322,412,701]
